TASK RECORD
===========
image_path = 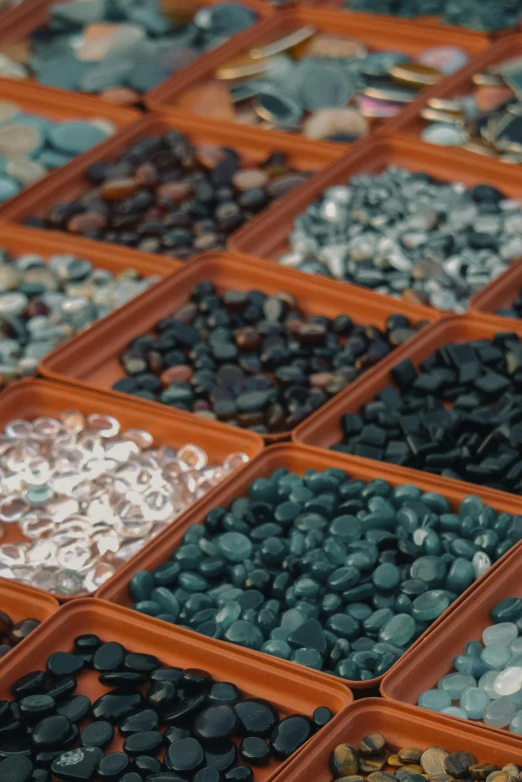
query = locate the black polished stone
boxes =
[31,715,72,750]
[11,672,45,699]
[163,726,191,744]
[46,677,76,702]
[225,766,254,782]
[145,681,177,711]
[93,643,125,673]
[0,755,33,782]
[234,700,278,739]
[92,691,143,724]
[194,767,221,782]
[74,635,101,655]
[119,709,159,736]
[133,755,162,776]
[166,737,205,775]
[193,705,238,744]
[51,747,103,780]
[270,715,314,760]
[99,672,149,689]
[204,739,237,772]
[150,668,183,684]
[124,653,159,674]
[119,774,142,782]
[145,774,186,782]
[80,720,114,749]
[312,706,333,729]
[123,730,163,755]
[56,696,91,724]
[98,751,130,780]
[164,694,207,726]
[181,669,212,693]
[46,653,84,678]
[239,737,272,766]
[208,683,240,706]
[19,695,55,722]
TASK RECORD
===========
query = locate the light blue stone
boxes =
[216,531,252,562]
[510,710,522,733]
[480,642,511,669]
[441,706,468,719]
[453,654,488,678]
[483,698,516,728]
[418,689,452,711]
[0,176,20,203]
[460,686,491,719]
[483,622,518,647]
[438,673,476,700]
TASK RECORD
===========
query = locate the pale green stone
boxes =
[442,706,468,719]
[460,686,491,719]
[438,672,476,700]
[418,689,451,711]
[481,642,511,669]
[483,698,516,728]
[482,622,518,647]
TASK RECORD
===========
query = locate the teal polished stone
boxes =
[292,648,323,669]
[465,640,483,659]
[445,557,475,593]
[329,515,362,541]
[179,572,209,592]
[261,640,291,659]
[480,642,511,669]
[130,571,154,602]
[410,556,447,588]
[378,614,416,646]
[438,672,476,700]
[460,686,491,719]
[411,590,450,621]
[216,602,241,631]
[492,598,522,623]
[217,532,253,562]
[153,561,182,586]
[150,588,180,617]
[442,706,468,719]
[0,176,20,203]
[372,563,400,591]
[133,600,161,616]
[418,689,451,711]
[224,621,263,650]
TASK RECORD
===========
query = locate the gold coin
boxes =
[472,72,505,87]
[421,107,464,124]
[389,62,442,87]
[250,25,316,59]
[215,56,270,80]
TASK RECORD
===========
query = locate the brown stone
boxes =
[399,750,423,766]
[330,744,359,778]
[232,169,268,192]
[134,163,159,187]
[101,178,138,201]
[360,752,387,773]
[156,181,192,202]
[360,734,387,757]
[160,365,193,385]
[178,81,235,121]
[445,753,477,778]
[67,211,108,234]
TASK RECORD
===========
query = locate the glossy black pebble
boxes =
[194,768,221,782]
[119,774,142,782]
[0,755,33,782]
[204,739,237,771]
[46,653,84,677]
[163,726,191,744]
[98,751,130,780]
[124,653,159,674]
[239,737,272,766]
[56,696,91,723]
[193,705,238,744]
[123,730,163,755]
[46,677,76,701]
[74,635,101,653]
[99,672,149,688]
[225,767,253,782]
[133,755,161,775]
[146,775,187,782]
[51,746,103,780]
[31,715,72,750]
[164,694,206,726]
[167,737,205,774]
[150,667,182,684]
[270,715,314,760]
[146,681,177,710]
[11,671,45,698]
[208,683,240,706]
[80,720,114,748]
[234,699,278,739]
[92,691,143,724]
[19,695,55,721]
[120,708,159,736]
[93,643,125,673]
[313,706,333,729]
[182,669,213,693]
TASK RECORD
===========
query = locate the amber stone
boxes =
[330,744,359,778]
[421,749,450,777]
[161,365,194,385]
[360,752,387,773]
[101,179,138,201]
[157,182,192,202]
[470,764,498,780]
[445,753,477,778]
[387,756,404,768]
[67,211,108,234]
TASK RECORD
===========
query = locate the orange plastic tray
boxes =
[294,314,522,493]
[0,378,263,600]
[38,250,439,444]
[230,132,522,278]
[146,7,489,147]
[392,33,522,139]
[381,543,522,739]
[0,578,58,660]
[470,259,522,327]
[0,109,343,239]
[0,597,353,782]
[98,442,522,690]
[274,698,522,782]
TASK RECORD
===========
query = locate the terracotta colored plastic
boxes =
[0,578,58,661]
[231,131,522,265]
[275,698,522,782]
[393,34,522,138]
[98,442,522,690]
[0,0,50,43]
[147,7,489,148]
[0,222,176,278]
[381,542,522,739]
[294,314,522,484]
[470,258,522,327]
[38,250,440,444]
[0,598,353,781]
[0,378,263,600]
[0,109,343,235]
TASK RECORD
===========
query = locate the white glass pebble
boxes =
[483,698,517,729]
[483,622,519,647]
[493,666,522,697]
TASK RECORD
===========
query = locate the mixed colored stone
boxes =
[113,280,424,433]
[342,0,521,31]
[333,331,522,496]
[0,103,116,203]
[0,633,331,781]
[0,1,258,102]
[128,467,515,680]
[25,131,310,257]
[330,734,521,782]
[0,610,40,659]
[0,246,160,388]
[279,170,522,313]
[419,596,522,731]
